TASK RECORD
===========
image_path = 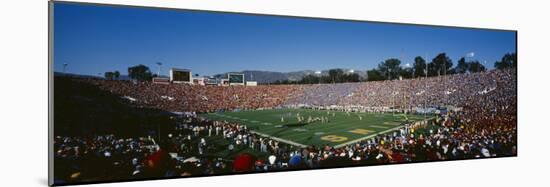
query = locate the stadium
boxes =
[53,65,517,183]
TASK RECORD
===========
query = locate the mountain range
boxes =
[214,69,367,83]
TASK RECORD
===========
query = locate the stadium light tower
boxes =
[466,52,475,61]
[404,63,412,116]
[424,53,428,122]
[63,63,68,73]
[156,62,162,77]
[443,61,446,103]
[405,63,412,77]
[315,70,322,84]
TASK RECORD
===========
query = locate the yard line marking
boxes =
[370,125,389,129]
[293,128,308,132]
[382,122,400,126]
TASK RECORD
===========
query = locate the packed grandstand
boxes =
[53,68,516,183]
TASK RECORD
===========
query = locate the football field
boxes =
[199,108,427,148]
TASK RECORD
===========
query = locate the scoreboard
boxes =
[228,73,245,85]
[170,68,192,83]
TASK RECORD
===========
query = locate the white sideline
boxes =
[249,130,308,148]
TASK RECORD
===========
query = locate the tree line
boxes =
[104,71,120,80]
[103,64,154,81]
[275,52,516,84]
[105,52,516,82]
[365,52,516,81]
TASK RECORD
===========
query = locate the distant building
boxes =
[192,77,206,86]
[220,79,230,86]
[246,81,257,86]
[152,77,170,84]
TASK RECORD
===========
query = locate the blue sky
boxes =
[53,2,516,76]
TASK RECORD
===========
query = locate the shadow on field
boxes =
[283,122,309,128]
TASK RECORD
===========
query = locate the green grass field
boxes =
[199,109,427,148]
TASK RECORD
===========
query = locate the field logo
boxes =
[349,129,372,135]
[321,135,348,142]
